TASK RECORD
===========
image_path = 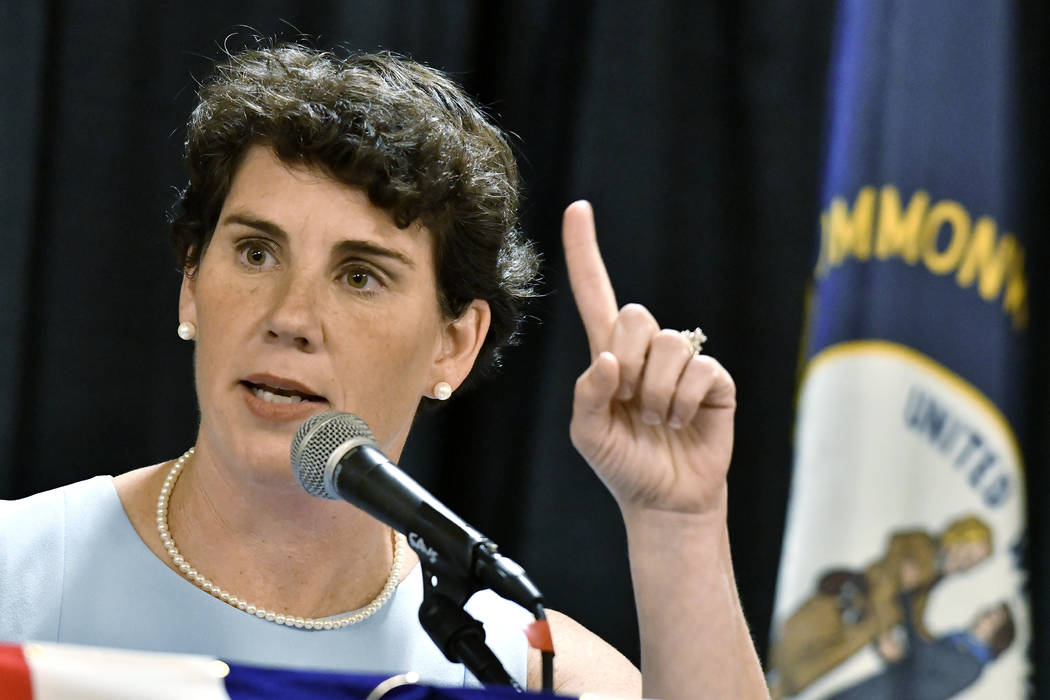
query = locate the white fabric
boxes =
[22,642,231,700]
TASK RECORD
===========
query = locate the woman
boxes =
[0,46,766,698]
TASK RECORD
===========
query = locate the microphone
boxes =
[290,410,544,610]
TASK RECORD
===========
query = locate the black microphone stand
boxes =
[417,557,523,691]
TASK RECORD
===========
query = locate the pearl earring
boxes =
[177,322,197,341]
[433,381,452,401]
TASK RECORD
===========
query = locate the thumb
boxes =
[570,351,619,453]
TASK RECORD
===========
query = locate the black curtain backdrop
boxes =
[3,0,1049,689]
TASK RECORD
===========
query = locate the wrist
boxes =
[617,484,729,536]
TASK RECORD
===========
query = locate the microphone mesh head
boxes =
[291,411,376,499]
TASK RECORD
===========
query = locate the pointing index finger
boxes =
[563,201,618,359]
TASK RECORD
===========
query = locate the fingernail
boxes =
[667,417,682,430]
[642,411,661,425]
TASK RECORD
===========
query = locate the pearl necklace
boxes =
[156,447,405,630]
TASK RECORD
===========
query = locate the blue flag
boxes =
[768,2,1030,698]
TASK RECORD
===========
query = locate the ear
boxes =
[427,299,491,397]
[178,268,198,328]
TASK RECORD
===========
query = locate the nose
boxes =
[264,271,323,351]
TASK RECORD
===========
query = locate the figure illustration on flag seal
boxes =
[825,598,1015,700]
[770,515,998,698]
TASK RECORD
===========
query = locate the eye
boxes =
[347,271,370,288]
[236,240,277,269]
[341,265,383,292]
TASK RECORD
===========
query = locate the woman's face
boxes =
[180,146,489,482]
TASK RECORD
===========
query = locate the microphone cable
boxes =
[526,604,554,693]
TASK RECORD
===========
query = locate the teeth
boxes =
[251,387,305,404]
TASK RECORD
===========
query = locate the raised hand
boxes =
[561,201,769,700]
[562,201,736,517]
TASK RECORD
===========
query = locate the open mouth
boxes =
[241,381,327,405]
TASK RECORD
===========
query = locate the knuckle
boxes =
[693,356,737,395]
[690,353,719,374]
[721,368,737,395]
[653,328,691,353]
[618,303,657,329]
[573,372,589,393]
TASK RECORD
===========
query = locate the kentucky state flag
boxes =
[768,2,1030,698]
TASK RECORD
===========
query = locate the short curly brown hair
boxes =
[170,44,539,393]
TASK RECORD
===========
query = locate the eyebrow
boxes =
[220,213,417,268]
